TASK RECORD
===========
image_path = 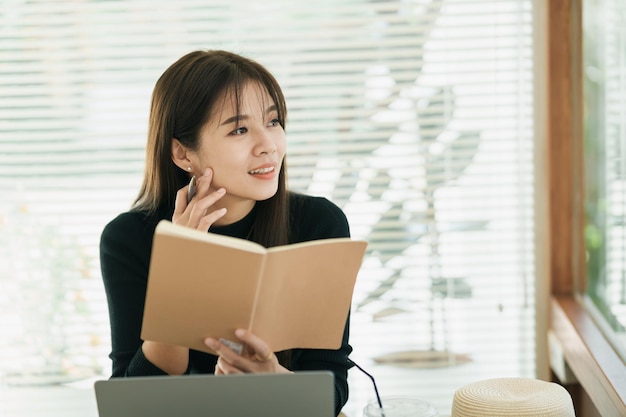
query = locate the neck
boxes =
[212,197,256,226]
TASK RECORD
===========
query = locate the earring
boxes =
[187,166,192,171]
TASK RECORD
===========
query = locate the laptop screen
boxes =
[94,371,335,417]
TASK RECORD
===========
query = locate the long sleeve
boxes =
[290,312,353,414]
[100,211,167,377]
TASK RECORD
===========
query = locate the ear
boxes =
[171,139,194,173]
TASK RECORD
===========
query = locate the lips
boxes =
[248,165,276,175]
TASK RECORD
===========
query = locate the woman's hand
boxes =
[173,168,227,231]
[205,329,292,375]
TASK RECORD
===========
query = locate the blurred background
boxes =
[0,0,538,415]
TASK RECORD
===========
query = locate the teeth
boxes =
[248,166,274,175]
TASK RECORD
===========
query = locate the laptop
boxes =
[94,371,334,417]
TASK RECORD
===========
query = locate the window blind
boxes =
[0,0,535,415]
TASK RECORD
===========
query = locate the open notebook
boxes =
[94,371,335,417]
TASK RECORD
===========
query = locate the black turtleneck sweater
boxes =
[99,192,353,415]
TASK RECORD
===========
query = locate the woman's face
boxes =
[192,81,286,211]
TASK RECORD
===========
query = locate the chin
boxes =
[252,186,279,202]
[255,191,279,202]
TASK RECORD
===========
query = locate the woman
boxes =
[99,50,353,415]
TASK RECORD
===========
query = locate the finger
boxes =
[193,187,226,211]
[198,207,227,230]
[194,168,214,196]
[173,185,191,219]
[215,358,243,375]
[205,337,244,364]
[185,187,225,228]
[172,170,207,221]
[206,337,268,373]
[214,364,223,375]
[181,168,213,215]
[234,329,273,363]
[254,351,274,362]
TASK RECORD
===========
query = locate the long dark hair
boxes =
[134,50,290,249]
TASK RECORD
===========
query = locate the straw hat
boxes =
[451,377,575,417]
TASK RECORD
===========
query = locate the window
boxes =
[581,0,626,358]
[546,1,626,415]
[0,1,535,415]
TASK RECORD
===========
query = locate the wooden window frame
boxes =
[540,0,626,415]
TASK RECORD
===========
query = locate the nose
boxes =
[254,130,277,156]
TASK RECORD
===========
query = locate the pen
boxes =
[186,176,197,204]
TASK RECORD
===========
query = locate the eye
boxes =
[229,126,247,135]
[268,118,281,127]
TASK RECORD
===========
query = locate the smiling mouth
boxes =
[248,166,275,175]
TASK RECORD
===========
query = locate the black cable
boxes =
[347,358,386,416]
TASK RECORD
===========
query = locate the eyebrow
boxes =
[220,105,278,126]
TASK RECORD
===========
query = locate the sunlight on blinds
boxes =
[0,0,534,415]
